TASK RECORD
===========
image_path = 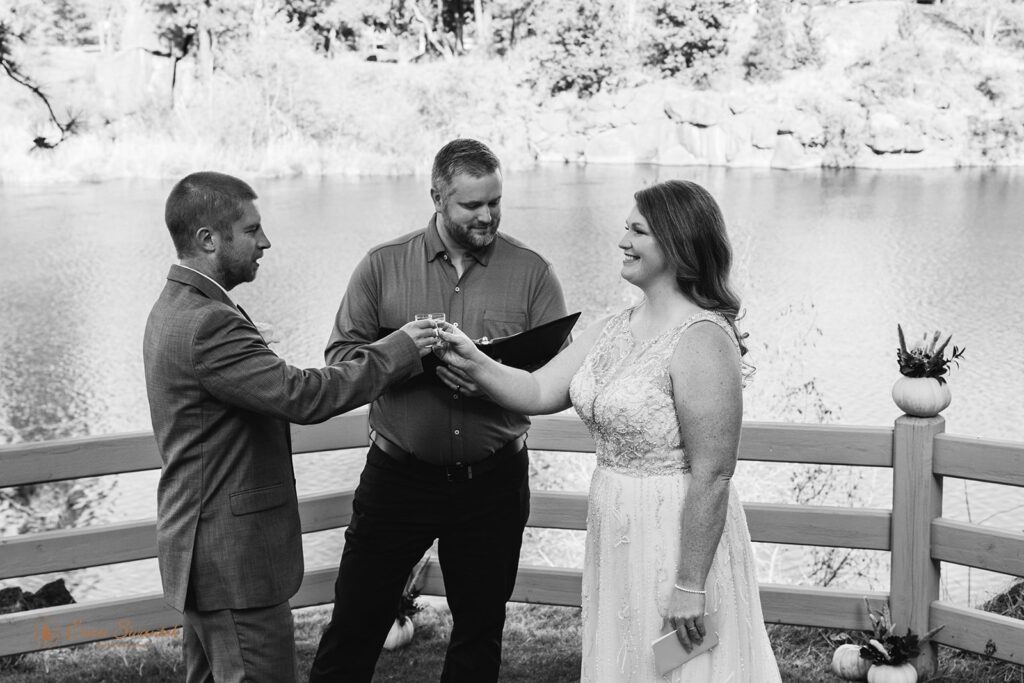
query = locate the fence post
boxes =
[890,414,944,676]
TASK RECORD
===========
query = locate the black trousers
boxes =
[308,443,530,683]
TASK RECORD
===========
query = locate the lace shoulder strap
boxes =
[673,310,737,345]
[670,310,756,386]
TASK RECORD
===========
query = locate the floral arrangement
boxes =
[383,553,431,650]
[395,586,423,626]
[896,325,966,385]
[859,598,944,667]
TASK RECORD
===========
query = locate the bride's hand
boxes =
[434,322,483,371]
[666,590,706,652]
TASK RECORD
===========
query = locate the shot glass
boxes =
[428,313,446,350]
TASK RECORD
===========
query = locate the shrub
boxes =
[813,97,868,167]
[969,110,1024,163]
[789,13,824,69]
[743,0,787,81]
[522,1,630,97]
[744,0,824,80]
[642,0,740,85]
[932,0,1024,50]
[488,0,540,55]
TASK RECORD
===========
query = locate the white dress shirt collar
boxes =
[178,264,233,304]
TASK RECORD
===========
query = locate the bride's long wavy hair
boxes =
[634,179,749,356]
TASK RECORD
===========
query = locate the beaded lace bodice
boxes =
[569,307,739,477]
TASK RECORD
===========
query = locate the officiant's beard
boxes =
[440,207,500,251]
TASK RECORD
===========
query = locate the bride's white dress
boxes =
[568,308,781,682]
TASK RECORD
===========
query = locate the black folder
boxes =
[474,311,581,371]
[380,311,581,382]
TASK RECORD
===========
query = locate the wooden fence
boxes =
[1,411,1023,675]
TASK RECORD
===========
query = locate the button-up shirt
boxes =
[325,216,568,465]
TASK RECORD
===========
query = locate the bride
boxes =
[435,179,780,682]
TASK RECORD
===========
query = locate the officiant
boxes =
[308,138,568,683]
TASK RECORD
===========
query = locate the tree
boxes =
[489,0,537,54]
[0,0,104,47]
[473,0,490,52]
[933,0,1024,49]
[526,1,630,97]
[278,0,407,53]
[0,20,80,148]
[643,0,741,84]
[150,0,254,85]
[743,0,787,81]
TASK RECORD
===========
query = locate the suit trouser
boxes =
[308,443,530,683]
[182,595,297,683]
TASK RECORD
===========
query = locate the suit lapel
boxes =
[167,265,235,307]
[166,265,269,342]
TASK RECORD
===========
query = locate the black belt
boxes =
[369,430,527,482]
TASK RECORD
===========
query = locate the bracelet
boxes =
[673,584,706,595]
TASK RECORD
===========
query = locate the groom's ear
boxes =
[194,226,217,253]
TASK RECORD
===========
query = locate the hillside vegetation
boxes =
[1,0,1023,183]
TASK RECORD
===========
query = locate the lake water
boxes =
[1,164,1022,608]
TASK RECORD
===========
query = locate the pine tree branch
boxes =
[0,22,78,148]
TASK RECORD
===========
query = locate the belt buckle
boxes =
[445,462,472,482]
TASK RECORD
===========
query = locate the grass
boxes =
[0,602,582,683]
[3,594,1023,682]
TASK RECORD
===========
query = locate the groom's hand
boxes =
[398,318,443,357]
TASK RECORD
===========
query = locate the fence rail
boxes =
[2,411,1023,676]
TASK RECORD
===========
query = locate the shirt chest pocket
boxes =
[483,310,527,339]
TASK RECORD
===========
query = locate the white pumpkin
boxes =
[830,643,871,680]
[866,662,918,683]
[382,617,414,651]
[891,377,951,418]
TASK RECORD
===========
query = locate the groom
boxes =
[144,171,437,682]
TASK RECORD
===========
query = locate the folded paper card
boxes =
[651,611,721,676]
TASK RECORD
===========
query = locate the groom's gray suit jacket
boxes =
[143,264,421,612]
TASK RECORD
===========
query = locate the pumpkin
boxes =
[831,643,871,680]
[382,617,414,651]
[891,377,951,418]
[866,662,918,683]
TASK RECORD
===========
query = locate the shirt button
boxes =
[453,393,459,399]
[454,429,461,435]
[454,286,460,292]
[443,254,448,260]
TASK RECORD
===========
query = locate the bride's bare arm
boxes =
[665,321,743,645]
[436,317,609,415]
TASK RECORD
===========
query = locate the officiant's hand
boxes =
[436,365,485,398]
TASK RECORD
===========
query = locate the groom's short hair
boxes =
[165,171,258,257]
